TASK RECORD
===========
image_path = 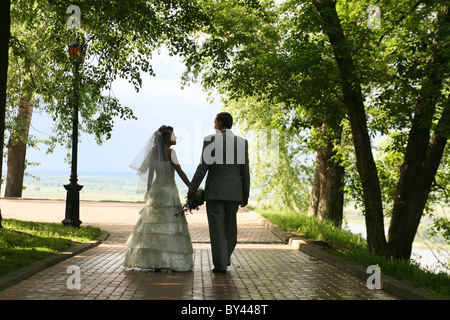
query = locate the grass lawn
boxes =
[255,208,450,300]
[0,219,101,278]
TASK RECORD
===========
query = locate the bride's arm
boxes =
[147,166,154,190]
[171,149,191,187]
[175,165,190,188]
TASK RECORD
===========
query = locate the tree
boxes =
[184,0,347,226]
[5,94,33,197]
[0,0,11,227]
[311,0,450,258]
[311,0,386,253]
[274,0,347,227]
[224,96,313,212]
[184,0,450,260]
[5,0,43,197]
[308,122,344,227]
[382,1,450,259]
[3,0,208,197]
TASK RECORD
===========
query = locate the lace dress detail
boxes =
[124,161,193,271]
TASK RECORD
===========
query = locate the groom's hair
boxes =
[216,112,233,129]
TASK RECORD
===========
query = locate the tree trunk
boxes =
[5,93,34,197]
[387,5,449,259]
[312,0,386,253]
[308,123,344,228]
[0,0,11,227]
[388,101,450,259]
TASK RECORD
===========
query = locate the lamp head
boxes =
[68,41,86,64]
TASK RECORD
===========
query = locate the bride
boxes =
[124,125,193,272]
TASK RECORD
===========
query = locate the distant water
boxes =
[15,170,192,203]
[344,223,449,274]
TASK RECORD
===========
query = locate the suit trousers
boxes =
[205,199,241,270]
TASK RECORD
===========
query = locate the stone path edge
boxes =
[246,209,446,301]
[0,230,110,292]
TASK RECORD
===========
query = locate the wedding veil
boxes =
[130,128,170,193]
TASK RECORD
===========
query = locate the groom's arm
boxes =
[241,139,250,206]
[188,138,211,196]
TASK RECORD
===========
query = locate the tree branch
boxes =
[377,0,427,46]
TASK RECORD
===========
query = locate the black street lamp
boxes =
[62,41,86,228]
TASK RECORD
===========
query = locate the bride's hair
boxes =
[131,125,174,193]
[158,125,174,147]
[158,125,173,138]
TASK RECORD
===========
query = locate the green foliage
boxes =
[224,96,313,212]
[7,0,207,154]
[183,0,350,213]
[259,208,367,248]
[429,217,450,244]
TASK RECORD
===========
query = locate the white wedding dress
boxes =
[124,161,194,271]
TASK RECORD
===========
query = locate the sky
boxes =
[23,49,222,175]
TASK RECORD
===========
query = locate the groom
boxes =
[188,112,250,273]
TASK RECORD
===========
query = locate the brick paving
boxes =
[0,199,399,300]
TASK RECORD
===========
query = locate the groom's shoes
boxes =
[212,268,227,273]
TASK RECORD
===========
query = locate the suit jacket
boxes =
[189,129,250,202]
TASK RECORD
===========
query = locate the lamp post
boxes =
[62,41,86,228]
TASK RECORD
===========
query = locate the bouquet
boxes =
[176,189,205,216]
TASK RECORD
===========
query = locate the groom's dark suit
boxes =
[189,129,250,271]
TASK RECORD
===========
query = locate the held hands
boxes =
[187,191,247,207]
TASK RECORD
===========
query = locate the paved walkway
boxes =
[0,198,401,300]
